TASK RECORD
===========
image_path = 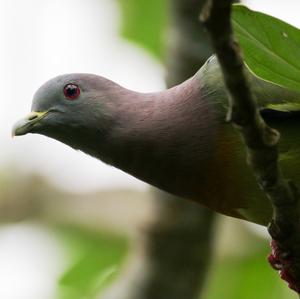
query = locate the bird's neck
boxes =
[99,74,221,199]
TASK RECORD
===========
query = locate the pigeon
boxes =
[13,56,300,226]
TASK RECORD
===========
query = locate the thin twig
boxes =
[200,0,300,294]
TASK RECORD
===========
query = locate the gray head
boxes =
[12,73,126,157]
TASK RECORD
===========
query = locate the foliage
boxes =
[232,5,300,94]
[204,245,296,299]
[54,225,297,299]
[55,226,128,299]
[117,0,167,60]
[118,2,300,94]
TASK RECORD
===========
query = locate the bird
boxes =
[12,56,300,226]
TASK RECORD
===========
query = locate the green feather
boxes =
[265,103,300,112]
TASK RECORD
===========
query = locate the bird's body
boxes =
[13,56,300,226]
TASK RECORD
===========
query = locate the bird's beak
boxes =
[12,111,48,137]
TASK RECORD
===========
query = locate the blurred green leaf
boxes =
[204,245,297,299]
[55,226,128,299]
[117,0,167,60]
[232,5,300,93]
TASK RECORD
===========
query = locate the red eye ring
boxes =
[63,84,80,100]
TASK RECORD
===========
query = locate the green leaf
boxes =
[55,226,128,299]
[232,5,300,93]
[204,248,296,299]
[117,0,167,60]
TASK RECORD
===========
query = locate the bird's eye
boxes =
[63,84,80,100]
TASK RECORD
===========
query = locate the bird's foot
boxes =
[268,239,299,293]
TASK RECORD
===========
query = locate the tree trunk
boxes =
[101,1,217,298]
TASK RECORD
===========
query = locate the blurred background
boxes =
[1,0,300,298]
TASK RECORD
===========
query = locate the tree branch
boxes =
[200,0,300,294]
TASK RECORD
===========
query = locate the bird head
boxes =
[12,74,122,155]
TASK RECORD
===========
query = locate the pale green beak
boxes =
[12,111,48,136]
